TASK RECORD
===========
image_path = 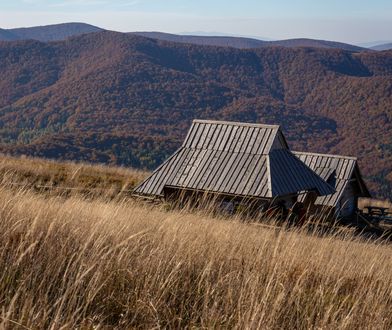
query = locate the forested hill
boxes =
[0,28,18,41]
[133,32,366,51]
[0,31,391,198]
[0,23,103,42]
[371,43,392,51]
[0,23,366,51]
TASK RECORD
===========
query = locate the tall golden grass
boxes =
[0,182,391,329]
[0,155,149,198]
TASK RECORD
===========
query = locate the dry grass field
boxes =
[0,155,391,329]
[0,155,149,198]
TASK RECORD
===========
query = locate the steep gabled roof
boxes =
[182,120,284,153]
[134,120,334,199]
[294,151,371,207]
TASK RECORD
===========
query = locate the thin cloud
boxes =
[49,0,141,7]
[20,0,143,8]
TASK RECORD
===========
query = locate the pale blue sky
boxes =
[1,0,391,44]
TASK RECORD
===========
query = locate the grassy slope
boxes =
[1,154,390,209]
[0,159,391,328]
[0,155,148,198]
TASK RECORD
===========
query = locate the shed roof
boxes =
[135,120,334,199]
[293,151,371,207]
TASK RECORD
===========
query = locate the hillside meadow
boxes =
[0,155,148,198]
[0,156,391,328]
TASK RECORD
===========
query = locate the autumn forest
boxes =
[0,31,391,198]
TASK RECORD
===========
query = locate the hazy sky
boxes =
[1,0,392,44]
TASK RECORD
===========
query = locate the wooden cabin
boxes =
[293,152,371,218]
[134,120,335,214]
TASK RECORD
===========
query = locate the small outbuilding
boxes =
[293,152,371,217]
[134,120,335,212]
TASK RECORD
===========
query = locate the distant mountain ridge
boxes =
[131,32,268,49]
[0,23,368,51]
[132,32,366,51]
[0,31,391,198]
[0,28,18,41]
[0,23,103,42]
[266,38,366,51]
[371,43,392,51]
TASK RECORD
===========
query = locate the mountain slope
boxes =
[2,23,103,42]
[1,23,366,51]
[132,32,366,51]
[0,31,391,197]
[371,43,392,51]
[132,32,269,48]
[268,38,365,51]
[0,28,18,41]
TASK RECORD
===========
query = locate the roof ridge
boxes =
[193,119,280,129]
[293,150,358,161]
[182,147,270,155]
